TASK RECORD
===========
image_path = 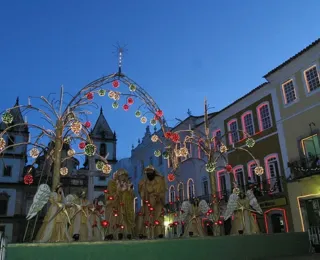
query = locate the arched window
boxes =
[241,111,255,136]
[187,178,195,199]
[169,185,175,203]
[212,129,222,151]
[247,160,263,184]
[264,154,282,192]
[100,143,107,157]
[177,182,184,201]
[257,102,273,131]
[217,170,227,198]
[227,119,239,144]
[201,176,209,196]
[233,166,245,190]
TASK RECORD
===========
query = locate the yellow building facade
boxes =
[264,39,320,232]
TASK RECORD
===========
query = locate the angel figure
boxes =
[68,190,91,241]
[27,183,74,243]
[223,188,262,235]
[180,199,205,237]
[87,200,105,241]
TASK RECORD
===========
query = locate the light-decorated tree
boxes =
[148,99,265,236]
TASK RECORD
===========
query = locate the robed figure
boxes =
[104,169,135,239]
[136,165,166,238]
[224,188,262,235]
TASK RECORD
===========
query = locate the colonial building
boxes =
[264,38,320,232]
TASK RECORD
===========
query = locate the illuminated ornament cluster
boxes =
[29,148,40,158]
[246,138,255,148]
[102,164,112,175]
[0,138,5,152]
[140,116,147,124]
[108,91,120,101]
[98,89,106,96]
[24,174,33,185]
[219,145,228,153]
[84,144,96,156]
[151,135,159,142]
[96,161,105,171]
[1,111,13,124]
[254,166,264,176]
[70,121,82,135]
[167,173,175,182]
[79,142,86,149]
[154,150,161,157]
[60,167,68,176]
[165,132,180,143]
[129,84,136,91]
[67,149,75,157]
[205,162,216,173]
[86,92,94,100]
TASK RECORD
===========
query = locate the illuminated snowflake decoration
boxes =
[254,166,264,176]
[102,164,112,175]
[67,149,75,157]
[96,161,105,171]
[84,144,96,156]
[1,111,14,124]
[0,138,6,152]
[151,135,159,142]
[70,121,82,135]
[205,162,216,173]
[246,138,255,148]
[29,148,40,158]
[60,167,68,176]
[154,150,161,157]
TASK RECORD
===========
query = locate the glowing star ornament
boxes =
[154,150,161,157]
[151,135,159,142]
[205,162,216,173]
[0,138,6,151]
[96,161,105,171]
[127,97,134,105]
[29,148,40,158]
[60,167,68,176]
[246,138,255,148]
[129,84,136,92]
[84,121,91,128]
[112,80,120,88]
[67,149,75,157]
[1,111,14,124]
[254,166,264,176]
[150,119,157,126]
[167,173,175,182]
[84,144,96,156]
[123,104,129,111]
[102,164,112,175]
[219,145,228,153]
[71,121,82,135]
[98,89,106,96]
[135,110,141,117]
[79,142,86,149]
[112,101,119,109]
[86,92,94,100]
[140,116,147,124]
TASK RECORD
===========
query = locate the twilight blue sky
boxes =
[0,0,319,160]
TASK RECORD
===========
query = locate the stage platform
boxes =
[7,233,309,260]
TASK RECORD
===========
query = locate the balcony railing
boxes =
[165,177,286,211]
[288,157,320,180]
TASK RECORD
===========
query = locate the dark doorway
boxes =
[270,213,283,233]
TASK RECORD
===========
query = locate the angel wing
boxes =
[65,194,77,205]
[199,200,210,214]
[223,193,239,220]
[180,201,192,222]
[26,184,51,220]
[246,189,263,214]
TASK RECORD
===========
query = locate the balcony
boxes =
[288,156,320,181]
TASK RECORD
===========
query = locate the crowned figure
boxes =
[224,187,262,235]
[104,168,135,239]
[136,165,166,239]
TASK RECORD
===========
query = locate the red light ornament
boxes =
[127,97,134,105]
[112,80,119,88]
[123,104,129,111]
[156,110,163,117]
[167,173,175,182]
[84,121,91,128]
[225,164,233,172]
[86,92,94,100]
[101,220,109,228]
[24,174,33,185]
[79,142,86,149]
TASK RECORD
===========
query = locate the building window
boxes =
[301,134,320,160]
[100,143,106,157]
[241,111,255,136]
[282,80,297,104]
[3,166,12,177]
[217,170,227,198]
[257,102,272,131]
[177,182,184,201]
[213,129,222,151]
[304,65,320,93]
[264,154,282,192]
[233,166,245,190]
[247,161,258,183]
[202,176,209,196]
[169,185,175,203]
[228,119,239,144]
[187,178,195,199]
[0,195,8,215]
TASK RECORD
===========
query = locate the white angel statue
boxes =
[180,199,206,237]
[26,183,75,243]
[223,188,262,235]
